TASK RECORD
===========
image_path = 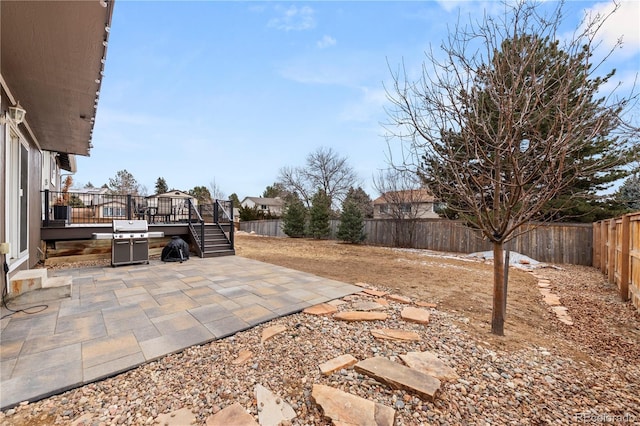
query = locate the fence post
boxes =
[620,215,630,301]
[43,189,50,226]
[600,221,608,274]
[592,222,600,269]
[126,194,133,220]
[608,219,616,284]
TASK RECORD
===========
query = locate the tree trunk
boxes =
[492,241,505,336]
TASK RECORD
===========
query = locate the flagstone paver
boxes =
[255,384,296,425]
[400,351,459,381]
[302,303,338,315]
[362,288,387,297]
[400,307,431,324]
[355,357,441,401]
[351,301,386,311]
[232,349,254,365]
[261,325,287,343]
[155,407,195,426]
[535,278,574,326]
[205,403,258,426]
[318,354,359,375]
[312,384,395,426]
[375,298,390,306]
[371,328,421,341]
[387,294,412,304]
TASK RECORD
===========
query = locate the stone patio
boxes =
[0,256,361,410]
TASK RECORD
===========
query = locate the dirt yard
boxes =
[235,233,640,362]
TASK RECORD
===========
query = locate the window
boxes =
[399,203,412,213]
[103,206,126,217]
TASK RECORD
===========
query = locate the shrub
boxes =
[337,200,366,243]
[282,198,307,237]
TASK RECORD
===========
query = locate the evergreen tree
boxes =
[263,182,287,198]
[238,204,260,221]
[229,193,241,208]
[189,186,212,204]
[108,169,141,195]
[155,177,168,194]
[282,196,307,238]
[337,200,366,243]
[344,187,374,218]
[617,175,640,211]
[308,190,331,239]
[421,34,633,223]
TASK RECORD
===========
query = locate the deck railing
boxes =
[42,190,210,226]
[214,199,235,248]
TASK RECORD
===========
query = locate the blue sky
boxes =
[74,0,640,200]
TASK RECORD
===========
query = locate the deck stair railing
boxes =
[186,198,206,257]
[213,199,235,249]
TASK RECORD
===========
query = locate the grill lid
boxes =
[113,219,148,232]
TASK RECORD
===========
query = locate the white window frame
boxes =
[4,124,29,269]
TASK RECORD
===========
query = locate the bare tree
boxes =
[384,1,638,335]
[373,169,427,247]
[278,147,359,209]
[209,178,226,201]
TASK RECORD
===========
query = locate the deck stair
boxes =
[191,224,235,258]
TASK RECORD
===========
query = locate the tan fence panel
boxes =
[240,219,593,265]
[594,212,640,313]
[630,215,640,310]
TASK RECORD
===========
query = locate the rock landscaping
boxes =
[2,235,639,425]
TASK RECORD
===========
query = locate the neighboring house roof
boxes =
[68,186,109,195]
[373,189,435,205]
[240,197,284,208]
[94,200,126,207]
[148,191,192,199]
[1,0,114,156]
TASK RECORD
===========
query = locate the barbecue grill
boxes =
[93,220,164,266]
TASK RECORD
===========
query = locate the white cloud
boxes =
[278,54,368,87]
[267,5,316,31]
[339,87,388,123]
[584,0,640,58]
[317,35,336,49]
[435,0,464,13]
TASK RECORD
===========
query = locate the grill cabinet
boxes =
[111,220,150,266]
[92,220,164,267]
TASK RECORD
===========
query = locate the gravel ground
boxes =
[2,253,639,425]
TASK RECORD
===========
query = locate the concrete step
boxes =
[7,269,72,304]
[8,269,47,295]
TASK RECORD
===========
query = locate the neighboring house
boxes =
[1,1,114,291]
[95,200,127,220]
[68,186,110,207]
[373,189,440,219]
[240,197,285,217]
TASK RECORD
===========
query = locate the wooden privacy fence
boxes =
[240,219,593,265]
[593,212,640,312]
